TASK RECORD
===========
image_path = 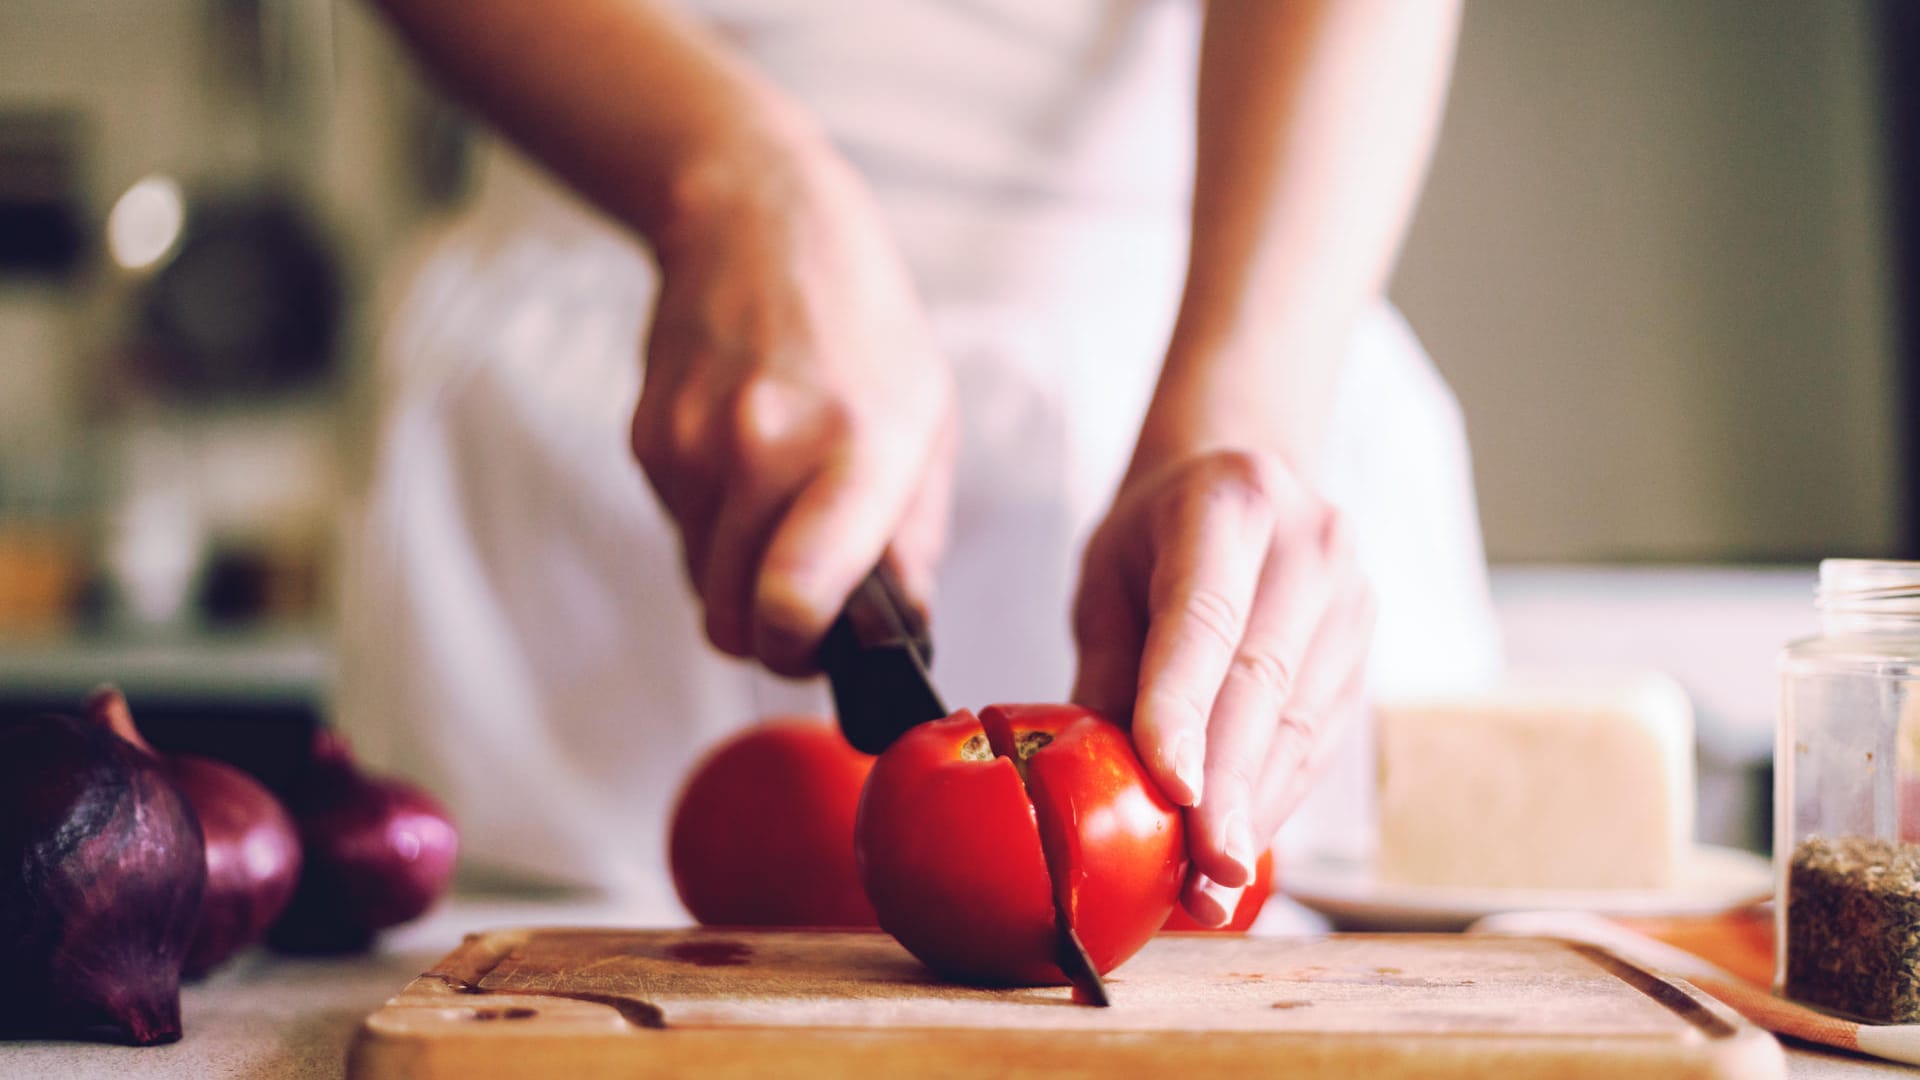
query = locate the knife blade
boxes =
[1053,905,1111,1007]
[821,562,1111,1006]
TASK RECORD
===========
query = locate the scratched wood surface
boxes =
[349,929,1785,1078]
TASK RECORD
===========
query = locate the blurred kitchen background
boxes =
[0,1,1912,844]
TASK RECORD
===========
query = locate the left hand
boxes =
[1071,448,1375,926]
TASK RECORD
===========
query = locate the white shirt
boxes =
[338,0,1501,910]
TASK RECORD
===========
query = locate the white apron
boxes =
[336,0,1502,913]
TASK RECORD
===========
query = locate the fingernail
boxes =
[1223,809,1256,881]
[1194,875,1245,929]
[1170,732,1204,805]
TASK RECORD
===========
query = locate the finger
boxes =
[633,356,725,584]
[631,315,701,500]
[698,378,837,658]
[1181,869,1246,930]
[1130,483,1274,810]
[1254,585,1377,838]
[1190,514,1350,887]
[752,427,932,677]
[1070,527,1147,726]
[1249,668,1369,857]
[630,383,685,517]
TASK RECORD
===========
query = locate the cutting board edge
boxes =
[344,929,1789,1080]
[349,1020,1786,1080]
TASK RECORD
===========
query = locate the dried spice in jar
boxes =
[1785,836,1920,1022]
[1777,560,1920,1021]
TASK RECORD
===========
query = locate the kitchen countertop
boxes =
[0,890,672,1080]
[0,891,1909,1079]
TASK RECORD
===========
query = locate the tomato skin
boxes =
[855,711,1060,984]
[855,704,1186,985]
[1161,848,1275,932]
[669,718,879,927]
[990,704,1187,972]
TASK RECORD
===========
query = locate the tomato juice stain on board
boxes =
[668,940,753,967]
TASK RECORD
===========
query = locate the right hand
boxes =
[1072,448,1375,924]
[631,143,955,676]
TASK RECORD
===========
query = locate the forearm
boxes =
[369,0,826,248]
[1132,0,1460,476]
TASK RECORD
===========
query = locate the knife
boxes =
[820,562,946,754]
[821,563,1112,1006]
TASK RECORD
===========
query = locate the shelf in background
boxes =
[0,623,333,793]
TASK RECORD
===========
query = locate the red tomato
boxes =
[1161,848,1276,932]
[855,704,1186,985]
[669,717,879,927]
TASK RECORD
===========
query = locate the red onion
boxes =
[268,730,459,954]
[84,690,306,978]
[174,755,303,974]
[0,709,206,1045]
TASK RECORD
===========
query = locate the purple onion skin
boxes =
[0,714,206,1046]
[268,736,459,954]
[174,755,302,978]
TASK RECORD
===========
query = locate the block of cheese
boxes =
[1374,671,1695,890]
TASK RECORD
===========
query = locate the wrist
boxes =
[647,101,842,267]
[1127,329,1344,487]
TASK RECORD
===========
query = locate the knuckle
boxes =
[669,393,709,460]
[1229,643,1296,696]
[1204,448,1278,498]
[1178,585,1244,653]
[1138,683,1210,736]
[727,374,840,463]
[725,376,781,459]
[1204,449,1301,511]
[1318,505,1352,551]
[1277,707,1323,749]
[630,412,667,473]
[1217,759,1261,802]
[1179,450,1316,535]
[1274,499,1336,554]
[817,397,857,449]
[1280,707,1319,738]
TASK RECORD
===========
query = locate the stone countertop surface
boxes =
[0,891,671,1080]
[0,893,1909,1078]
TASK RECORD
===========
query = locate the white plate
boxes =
[1283,843,1774,931]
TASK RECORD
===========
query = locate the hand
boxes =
[1071,449,1375,926]
[631,145,954,675]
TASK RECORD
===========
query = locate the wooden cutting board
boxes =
[348,928,1783,1079]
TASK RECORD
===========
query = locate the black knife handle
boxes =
[822,563,946,755]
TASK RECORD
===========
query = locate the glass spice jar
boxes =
[1777,559,1920,1022]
